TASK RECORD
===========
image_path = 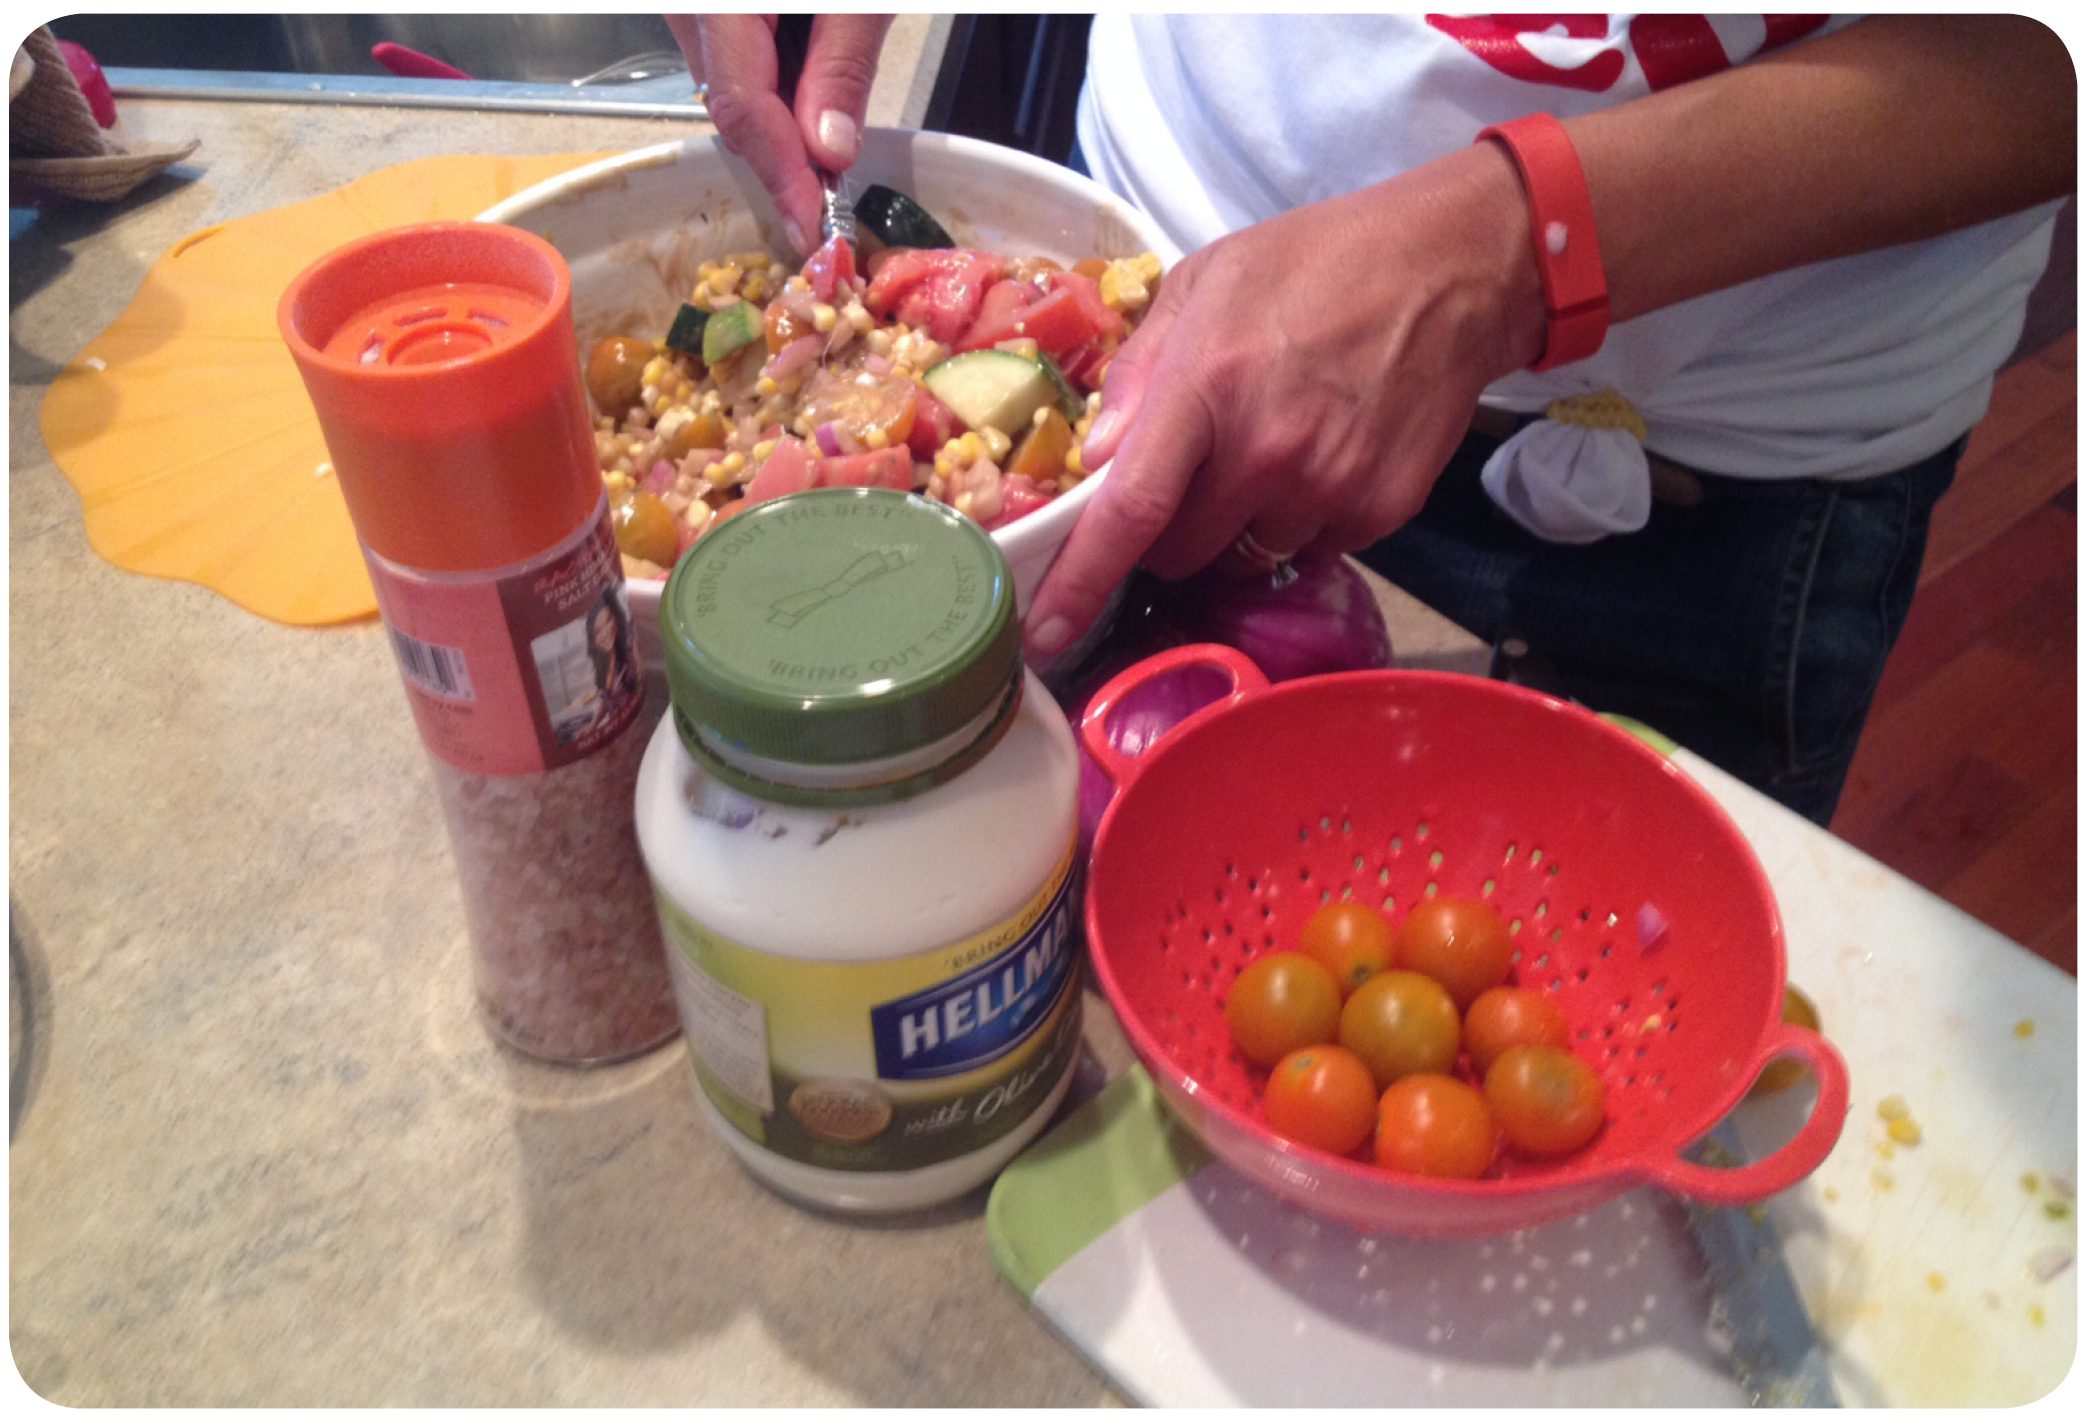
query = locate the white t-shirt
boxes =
[1075,14,2060,535]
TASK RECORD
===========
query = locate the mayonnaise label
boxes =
[654,838,1081,1173]
[871,859,1076,1080]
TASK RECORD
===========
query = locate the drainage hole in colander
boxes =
[1382,895,1396,912]
[1551,928,1565,943]
[1482,877,1497,895]
[1549,978,1563,993]
[1320,816,1332,832]
[1667,995,1680,1010]
[1180,969,1193,988]
[1504,841,1519,861]
[1353,854,1366,871]
[1318,889,1331,904]
[1598,944,1612,959]
[1576,968,1589,984]
[1509,949,1523,966]
[1535,900,1549,918]
[1214,888,1227,905]
[1509,918,1524,936]
[1650,979,1667,996]
[1416,821,1430,841]
[1425,881,1439,898]
[1299,826,1310,843]
[1247,876,1260,893]
[1342,817,1354,835]
[1260,903,1274,921]
[1202,927,1215,945]
[1533,953,1550,969]
[1606,911,1620,928]
[1429,850,1445,870]
[1634,1045,1648,1060]
[1339,885,1355,901]
[1532,849,1546,868]
[1613,998,1632,1015]
[1377,866,1391,886]
[1262,932,1275,949]
[1299,867,1311,884]
[1574,1027,1592,1042]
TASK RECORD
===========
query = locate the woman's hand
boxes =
[1024,143,1546,656]
[665,13,894,254]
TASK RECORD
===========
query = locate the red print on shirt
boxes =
[1429,15,1830,93]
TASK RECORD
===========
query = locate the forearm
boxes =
[1566,15,2074,324]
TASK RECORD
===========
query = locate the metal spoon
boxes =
[818,168,858,249]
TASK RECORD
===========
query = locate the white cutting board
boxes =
[989,746,2076,1407]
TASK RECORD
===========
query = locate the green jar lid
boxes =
[661,488,1019,770]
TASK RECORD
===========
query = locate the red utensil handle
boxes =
[1635,1022,1850,1204]
[371,42,471,81]
[1079,643,1267,791]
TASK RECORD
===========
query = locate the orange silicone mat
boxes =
[39,151,609,626]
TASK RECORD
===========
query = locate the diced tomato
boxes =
[800,236,858,305]
[1011,288,1097,355]
[1061,338,1117,392]
[955,280,1034,352]
[818,446,914,491]
[745,440,818,505]
[1048,271,1126,343]
[865,248,1008,345]
[982,476,1056,531]
[906,385,966,461]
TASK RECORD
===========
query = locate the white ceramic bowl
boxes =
[477,128,1180,672]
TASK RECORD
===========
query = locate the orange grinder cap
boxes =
[279,221,601,572]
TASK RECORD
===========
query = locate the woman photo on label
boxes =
[587,589,638,709]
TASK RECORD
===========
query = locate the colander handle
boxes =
[1079,643,1269,790]
[1634,1021,1851,1205]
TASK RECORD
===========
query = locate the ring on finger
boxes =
[1230,529,1299,573]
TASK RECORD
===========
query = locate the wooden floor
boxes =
[1829,331,2077,975]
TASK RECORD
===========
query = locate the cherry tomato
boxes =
[1373,1075,1496,1179]
[1337,971,1460,1087]
[585,335,653,415]
[807,367,918,449]
[1750,984,1821,1096]
[666,407,727,459]
[1395,898,1514,1008]
[764,297,814,355]
[1264,1045,1379,1156]
[610,489,679,567]
[1298,902,1398,993]
[1226,952,1341,1066]
[1463,987,1569,1071]
[1484,1046,1606,1156]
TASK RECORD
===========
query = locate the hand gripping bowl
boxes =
[476,127,1181,672]
[1080,645,1849,1238]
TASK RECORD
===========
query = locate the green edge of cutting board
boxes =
[987,1067,1213,1297]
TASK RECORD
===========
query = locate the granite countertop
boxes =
[7,62,1489,1407]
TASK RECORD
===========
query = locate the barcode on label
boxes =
[389,628,475,702]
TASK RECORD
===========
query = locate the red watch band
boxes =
[1477,114,1610,371]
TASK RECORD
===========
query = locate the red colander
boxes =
[1080,644,1848,1238]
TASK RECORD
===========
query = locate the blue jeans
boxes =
[1357,433,1962,825]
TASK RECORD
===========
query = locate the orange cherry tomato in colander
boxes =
[1396,897,1515,1009]
[1297,902,1398,992]
[1373,1074,1497,1180]
[1463,986,1569,1071]
[1264,1044,1379,1156]
[1226,953,1340,1066]
[1484,1045,1606,1156]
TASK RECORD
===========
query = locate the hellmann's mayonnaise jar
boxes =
[636,487,1082,1212]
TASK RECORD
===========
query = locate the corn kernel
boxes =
[846,301,874,334]
[1888,1117,1922,1147]
[812,302,839,334]
[708,266,740,296]
[1057,473,1080,493]
[955,491,974,517]
[742,275,769,303]
[978,426,1011,463]
[757,376,780,397]
[768,262,788,282]
[866,328,895,357]
[642,355,669,384]
[1064,445,1085,476]
[684,500,712,528]
[2015,1019,2035,1039]
[753,439,778,462]
[1876,1096,1911,1122]
[1927,1272,1946,1292]
[702,461,725,486]
[722,451,746,475]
